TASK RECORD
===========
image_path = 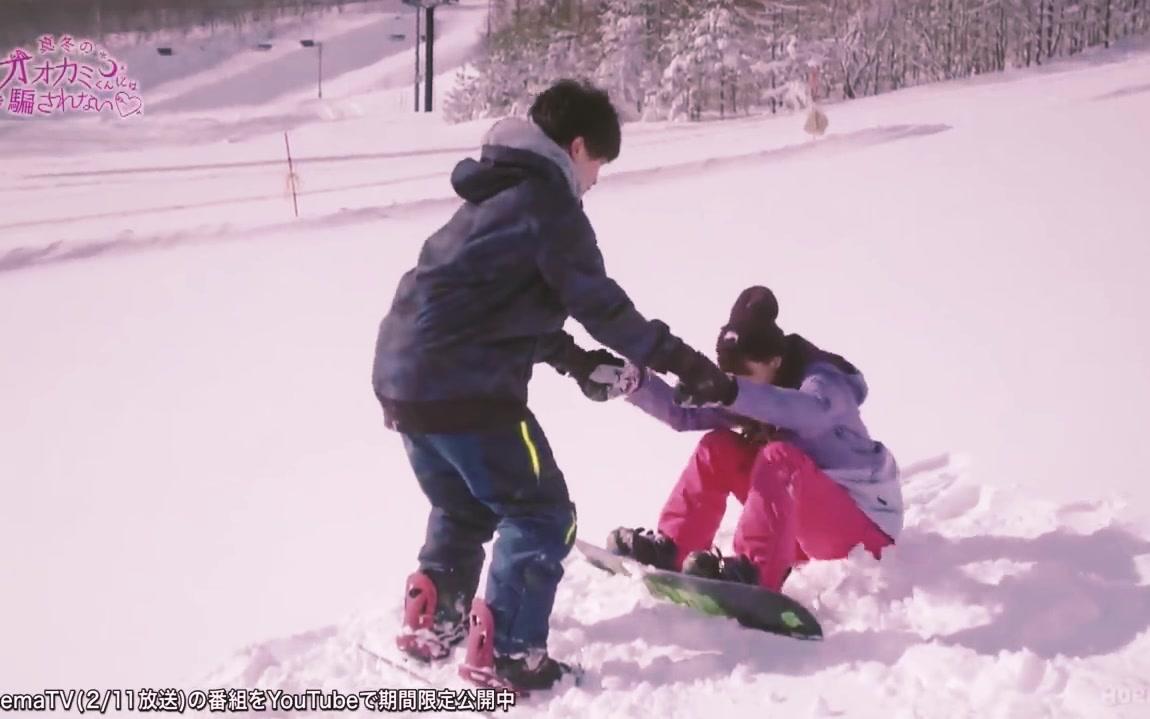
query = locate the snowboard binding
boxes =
[396,571,466,662]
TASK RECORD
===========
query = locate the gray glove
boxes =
[586,361,644,401]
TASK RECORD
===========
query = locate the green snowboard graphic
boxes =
[574,539,823,640]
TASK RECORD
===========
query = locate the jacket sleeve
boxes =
[727,369,856,437]
[626,370,740,432]
[534,330,578,366]
[536,206,673,367]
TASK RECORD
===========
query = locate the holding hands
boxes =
[554,347,643,402]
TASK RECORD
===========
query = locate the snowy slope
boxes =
[2,18,1150,719]
[202,456,1150,718]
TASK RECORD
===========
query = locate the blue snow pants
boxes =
[401,413,577,655]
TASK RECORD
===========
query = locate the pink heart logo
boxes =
[114,92,143,118]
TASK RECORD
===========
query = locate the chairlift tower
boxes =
[402,0,459,112]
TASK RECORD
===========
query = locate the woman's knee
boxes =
[696,428,754,462]
[757,441,808,465]
[750,442,819,491]
[690,429,757,493]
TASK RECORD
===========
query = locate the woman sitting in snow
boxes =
[605,285,902,591]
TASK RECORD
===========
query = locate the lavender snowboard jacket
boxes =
[627,362,903,541]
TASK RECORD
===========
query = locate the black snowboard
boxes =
[574,539,822,640]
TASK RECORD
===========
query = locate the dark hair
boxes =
[715,285,859,387]
[716,286,786,373]
[529,79,621,162]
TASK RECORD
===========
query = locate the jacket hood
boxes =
[780,334,868,404]
[450,117,580,203]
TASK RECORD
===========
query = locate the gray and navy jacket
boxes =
[627,336,904,541]
[372,118,682,433]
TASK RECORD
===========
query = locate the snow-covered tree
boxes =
[444,0,1149,123]
[595,0,654,119]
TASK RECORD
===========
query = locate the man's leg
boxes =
[403,433,499,621]
[657,429,758,569]
[434,415,576,656]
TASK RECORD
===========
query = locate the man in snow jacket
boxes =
[372,79,733,691]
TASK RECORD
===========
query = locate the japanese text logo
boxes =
[1,34,142,119]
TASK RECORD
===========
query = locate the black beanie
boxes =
[716,286,786,372]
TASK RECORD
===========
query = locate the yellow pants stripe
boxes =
[519,420,541,478]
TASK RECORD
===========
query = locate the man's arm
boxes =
[534,330,579,366]
[535,207,671,366]
[536,206,735,407]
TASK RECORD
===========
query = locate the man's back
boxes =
[373,118,663,433]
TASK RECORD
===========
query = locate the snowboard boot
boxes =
[494,649,579,693]
[458,599,579,694]
[396,570,470,662]
[682,548,760,586]
[606,527,678,571]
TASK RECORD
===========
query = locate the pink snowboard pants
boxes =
[657,429,894,591]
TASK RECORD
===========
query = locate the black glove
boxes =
[670,347,739,407]
[552,347,627,402]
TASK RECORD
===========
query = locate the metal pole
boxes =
[284,132,300,219]
[414,9,421,112]
[424,6,434,112]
